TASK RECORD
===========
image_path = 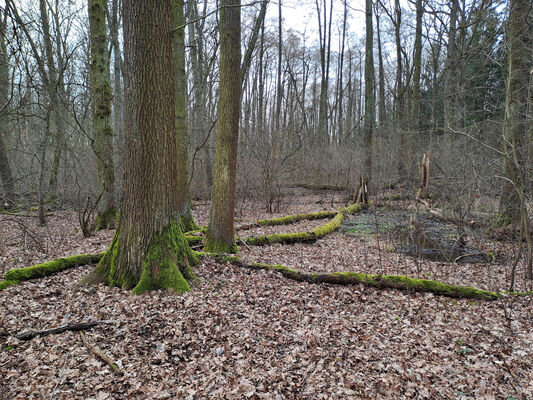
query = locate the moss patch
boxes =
[4,253,104,282]
[95,207,118,231]
[204,237,239,254]
[0,280,19,291]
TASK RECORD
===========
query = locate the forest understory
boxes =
[0,192,532,399]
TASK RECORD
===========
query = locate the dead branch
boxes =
[79,331,122,375]
[15,320,114,341]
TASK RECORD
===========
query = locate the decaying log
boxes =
[416,149,431,200]
[353,176,369,204]
[416,198,476,227]
[79,331,122,375]
[242,204,364,246]
[220,255,500,300]
[15,320,114,341]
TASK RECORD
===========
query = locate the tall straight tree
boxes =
[204,0,241,253]
[82,0,197,293]
[316,0,333,144]
[498,0,532,225]
[173,0,198,232]
[0,8,15,207]
[88,0,116,230]
[411,0,423,132]
[363,0,375,183]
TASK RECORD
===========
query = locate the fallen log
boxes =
[242,205,362,246]
[79,331,122,375]
[3,253,105,282]
[15,320,114,341]
[0,280,19,290]
[416,198,476,227]
[221,256,500,300]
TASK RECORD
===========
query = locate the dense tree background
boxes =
[0,0,530,224]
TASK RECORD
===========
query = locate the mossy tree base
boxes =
[203,238,238,254]
[95,207,118,231]
[180,214,200,234]
[222,256,503,300]
[82,220,198,294]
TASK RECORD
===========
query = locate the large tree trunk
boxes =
[173,0,197,232]
[204,0,241,253]
[82,0,197,294]
[363,0,375,183]
[0,9,15,207]
[89,0,116,231]
[498,0,532,225]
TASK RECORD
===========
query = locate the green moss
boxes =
[244,231,314,246]
[338,203,364,215]
[179,214,201,233]
[4,253,104,282]
[185,235,203,245]
[256,210,338,226]
[204,237,239,254]
[311,212,343,237]
[95,207,118,231]
[0,280,19,291]
[132,220,197,294]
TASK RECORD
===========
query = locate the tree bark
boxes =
[498,0,532,225]
[82,0,197,293]
[0,9,15,207]
[411,0,423,132]
[173,0,197,232]
[204,0,241,253]
[89,0,116,230]
[363,0,375,183]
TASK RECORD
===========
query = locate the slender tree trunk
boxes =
[83,0,197,293]
[498,0,532,226]
[173,0,197,231]
[257,20,265,135]
[39,0,63,203]
[375,6,386,134]
[316,0,333,145]
[110,0,124,188]
[275,0,282,145]
[363,0,375,183]
[443,0,458,133]
[240,0,268,88]
[394,0,407,181]
[89,0,116,230]
[411,0,423,133]
[0,10,15,207]
[204,0,241,253]
[335,1,347,145]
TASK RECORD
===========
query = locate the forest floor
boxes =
[0,193,532,399]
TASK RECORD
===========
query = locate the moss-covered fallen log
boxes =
[243,212,345,245]
[3,253,105,282]
[221,256,500,300]
[0,280,19,290]
[242,203,364,246]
